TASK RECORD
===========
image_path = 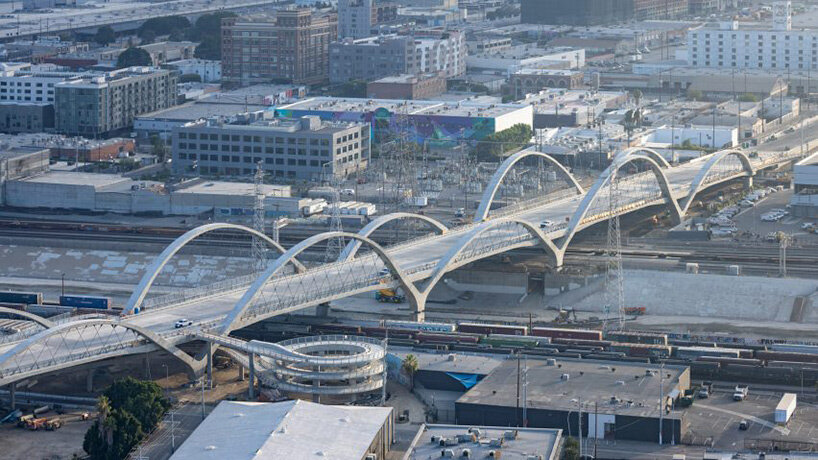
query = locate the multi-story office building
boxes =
[329,30,464,83]
[687,2,818,71]
[172,112,369,180]
[338,0,398,39]
[221,9,337,87]
[54,66,178,137]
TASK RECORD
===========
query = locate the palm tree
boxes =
[96,396,114,447]
[402,354,419,390]
[623,108,642,146]
[631,89,643,108]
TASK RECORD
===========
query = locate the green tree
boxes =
[739,93,758,102]
[94,26,115,46]
[189,12,235,60]
[194,36,222,60]
[150,135,168,162]
[562,436,580,460]
[686,88,703,101]
[83,378,169,460]
[475,123,533,161]
[622,108,642,146]
[402,354,419,390]
[631,89,643,107]
[116,47,152,68]
[138,16,191,41]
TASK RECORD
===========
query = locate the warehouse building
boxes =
[0,146,50,205]
[170,400,394,460]
[407,424,562,460]
[275,96,533,143]
[455,357,690,443]
[171,112,370,180]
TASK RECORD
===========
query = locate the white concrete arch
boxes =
[339,212,448,261]
[124,223,305,315]
[220,231,421,334]
[0,318,200,385]
[679,149,754,214]
[619,146,672,169]
[558,153,682,252]
[474,148,584,223]
[420,217,563,299]
[0,306,54,329]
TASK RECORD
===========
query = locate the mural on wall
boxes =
[275,106,497,146]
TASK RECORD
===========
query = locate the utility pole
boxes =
[593,402,599,458]
[578,397,583,459]
[522,354,528,427]
[604,166,625,331]
[780,233,790,277]
[200,376,205,420]
[659,363,665,445]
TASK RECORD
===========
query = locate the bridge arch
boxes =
[0,318,200,385]
[221,231,421,334]
[339,212,448,261]
[620,147,672,168]
[420,217,563,297]
[124,223,305,315]
[558,154,682,252]
[474,148,584,222]
[680,149,754,215]
[0,306,53,329]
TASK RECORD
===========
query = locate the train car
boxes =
[0,291,43,305]
[384,320,456,333]
[606,330,668,345]
[757,350,818,365]
[550,337,612,348]
[59,295,111,310]
[610,343,672,358]
[312,324,363,335]
[481,334,542,349]
[675,346,743,360]
[361,326,416,340]
[416,332,481,345]
[458,322,527,336]
[386,338,418,347]
[529,327,602,341]
[697,356,763,367]
[525,348,559,356]
[586,352,627,360]
[769,343,818,355]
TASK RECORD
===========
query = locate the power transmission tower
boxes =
[324,161,344,262]
[252,161,267,273]
[603,168,625,331]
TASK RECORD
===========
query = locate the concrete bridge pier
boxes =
[9,382,16,409]
[206,342,213,389]
[315,303,331,317]
[237,364,245,381]
[248,352,256,400]
[409,294,426,323]
[744,176,753,190]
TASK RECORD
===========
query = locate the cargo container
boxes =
[0,291,43,305]
[675,346,742,360]
[384,320,455,333]
[550,337,612,348]
[769,343,818,355]
[481,334,542,349]
[59,295,111,310]
[529,327,602,341]
[775,393,796,424]
[606,330,668,345]
[416,332,480,345]
[610,343,672,358]
[458,322,527,336]
[696,356,763,367]
[757,350,818,365]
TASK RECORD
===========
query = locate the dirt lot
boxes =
[0,414,94,460]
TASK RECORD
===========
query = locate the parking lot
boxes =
[682,389,818,450]
[707,188,818,243]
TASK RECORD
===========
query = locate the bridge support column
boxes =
[9,383,16,410]
[744,176,753,190]
[238,364,245,381]
[86,369,96,393]
[248,352,256,400]
[315,303,331,317]
[409,294,426,322]
[206,342,213,389]
[143,356,150,379]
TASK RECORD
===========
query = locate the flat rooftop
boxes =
[138,101,270,122]
[19,172,130,188]
[408,424,562,460]
[391,349,503,375]
[174,181,291,197]
[169,400,392,460]
[457,357,688,418]
[277,97,528,118]
[0,146,49,160]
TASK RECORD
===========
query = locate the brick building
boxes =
[366,73,446,99]
[221,9,337,87]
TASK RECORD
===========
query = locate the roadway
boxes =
[0,148,803,385]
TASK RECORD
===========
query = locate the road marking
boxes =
[696,403,790,435]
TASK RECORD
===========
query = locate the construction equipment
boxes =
[45,417,62,430]
[376,288,405,303]
[624,307,646,316]
[16,414,33,428]
[26,417,47,430]
[554,309,577,323]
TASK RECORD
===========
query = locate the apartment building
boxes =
[54,66,178,136]
[172,112,369,180]
[221,9,337,87]
[686,3,817,71]
[329,30,465,83]
[338,0,398,39]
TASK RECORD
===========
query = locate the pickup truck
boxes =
[733,385,749,401]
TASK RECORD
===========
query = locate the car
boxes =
[738,420,749,430]
[802,222,816,230]
[739,200,755,207]
[174,319,193,329]
[455,208,465,218]
[540,220,554,229]
[340,188,355,196]
[770,208,788,215]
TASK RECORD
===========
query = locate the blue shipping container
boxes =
[59,295,111,310]
[0,291,43,305]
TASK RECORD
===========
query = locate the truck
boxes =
[698,381,712,399]
[775,393,797,424]
[733,385,749,401]
[375,289,405,303]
